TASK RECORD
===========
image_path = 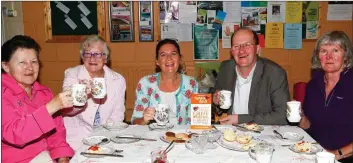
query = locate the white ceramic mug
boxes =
[71,84,87,106]
[287,101,301,122]
[91,78,107,99]
[249,143,274,163]
[316,152,335,163]
[219,90,232,109]
[154,104,170,126]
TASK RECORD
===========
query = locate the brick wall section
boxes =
[22,2,353,121]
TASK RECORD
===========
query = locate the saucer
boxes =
[103,122,129,131]
[289,144,323,155]
[149,123,174,130]
[82,136,110,146]
[275,132,304,142]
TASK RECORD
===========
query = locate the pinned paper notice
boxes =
[81,14,93,29]
[55,2,70,14]
[78,2,91,16]
[64,15,77,30]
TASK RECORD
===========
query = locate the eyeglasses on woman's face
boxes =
[82,52,106,59]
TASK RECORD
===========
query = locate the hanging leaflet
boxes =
[81,14,93,29]
[77,2,91,16]
[55,2,70,14]
[64,15,77,30]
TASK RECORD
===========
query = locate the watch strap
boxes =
[338,148,343,156]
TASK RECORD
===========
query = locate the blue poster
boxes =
[284,24,302,49]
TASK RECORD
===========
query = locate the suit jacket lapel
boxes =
[248,58,264,115]
[227,60,237,115]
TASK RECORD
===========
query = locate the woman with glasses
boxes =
[300,31,353,162]
[1,35,74,162]
[131,39,199,125]
[61,35,126,150]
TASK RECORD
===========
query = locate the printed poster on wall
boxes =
[110,1,134,42]
[241,1,267,34]
[267,2,285,22]
[159,1,179,23]
[265,22,284,49]
[194,25,219,60]
[306,21,319,39]
[302,2,319,39]
[222,23,240,48]
[284,23,302,49]
[285,2,302,23]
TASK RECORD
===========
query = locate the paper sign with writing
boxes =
[190,94,212,127]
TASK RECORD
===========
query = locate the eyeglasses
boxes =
[231,43,255,50]
[82,52,106,58]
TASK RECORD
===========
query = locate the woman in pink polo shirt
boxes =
[1,35,74,162]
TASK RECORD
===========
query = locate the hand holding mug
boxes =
[213,90,221,105]
[46,89,73,115]
[143,107,155,124]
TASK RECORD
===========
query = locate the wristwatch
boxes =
[338,148,343,157]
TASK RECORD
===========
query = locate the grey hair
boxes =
[79,35,110,61]
[312,31,353,69]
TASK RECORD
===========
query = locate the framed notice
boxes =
[139,1,154,42]
[109,1,135,42]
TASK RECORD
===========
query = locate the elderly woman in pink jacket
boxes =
[61,35,126,150]
[1,35,74,163]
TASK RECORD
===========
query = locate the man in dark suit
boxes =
[214,27,290,125]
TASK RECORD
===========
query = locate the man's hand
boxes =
[213,90,221,105]
[219,114,239,125]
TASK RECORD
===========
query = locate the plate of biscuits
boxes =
[237,122,264,132]
[289,141,322,155]
[217,129,266,152]
[160,131,193,144]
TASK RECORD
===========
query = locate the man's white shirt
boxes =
[232,64,256,114]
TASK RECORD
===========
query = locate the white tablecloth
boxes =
[70,125,322,163]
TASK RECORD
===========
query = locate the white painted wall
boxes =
[1,1,24,44]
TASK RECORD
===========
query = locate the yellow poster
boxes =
[285,2,302,23]
[265,22,284,49]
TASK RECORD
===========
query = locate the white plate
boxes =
[82,136,110,146]
[81,147,114,158]
[149,123,174,130]
[237,123,264,132]
[217,134,267,152]
[275,132,304,142]
[110,134,140,144]
[289,144,323,155]
[103,122,129,131]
